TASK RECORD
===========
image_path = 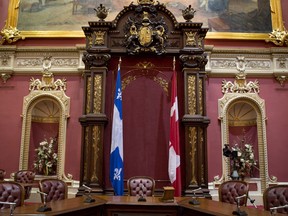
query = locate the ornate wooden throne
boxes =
[79,0,210,197]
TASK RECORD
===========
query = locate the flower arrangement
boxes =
[33,137,58,176]
[223,141,257,179]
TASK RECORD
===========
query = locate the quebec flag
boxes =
[109,67,124,196]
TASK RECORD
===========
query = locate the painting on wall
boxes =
[6,0,283,39]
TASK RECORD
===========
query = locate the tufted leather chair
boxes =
[263,185,288,214]
[218,180,249,206]
[0,169,5,181]
[38,179,68,203]
[0,181,25,209]
[127,176,155,197]
[14,170,35,199]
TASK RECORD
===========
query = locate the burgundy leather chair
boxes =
[0,169,5,181]
[14,170,35,199]
[38,179,68,203]
[127,176,155,196]
[218,180,249,206]
[263,185,288,214]
[0,181,25,209]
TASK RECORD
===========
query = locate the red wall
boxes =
[206,77,288,182]
[0,75,83,180]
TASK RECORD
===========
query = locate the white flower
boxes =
[40,141,47,146]
[33,137,58,175]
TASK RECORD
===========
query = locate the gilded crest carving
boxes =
[222,72,259,94]
[94,31,105,45]
[124,5,167,55]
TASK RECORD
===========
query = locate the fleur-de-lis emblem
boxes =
[113,168,122,180]
[116,88,122,100]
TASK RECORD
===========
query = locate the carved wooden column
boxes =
[179,26,211,197]
[78,21,112,193]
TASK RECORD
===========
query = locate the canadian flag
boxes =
[168,71,182,197]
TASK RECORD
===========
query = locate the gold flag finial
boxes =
[173,57,176,71]
[118,57,122,69]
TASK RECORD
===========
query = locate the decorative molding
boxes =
[0,46,288,79]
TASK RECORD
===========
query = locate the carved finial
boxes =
[94,4,109,21]
[182,5,196,22]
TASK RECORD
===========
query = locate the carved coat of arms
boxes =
[124,6,168,55]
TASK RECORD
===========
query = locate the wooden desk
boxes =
[178,198,281,216]
[101,196,282,216]
[0,195,282,216]
[0,196,106,216]
[101,195,180,216]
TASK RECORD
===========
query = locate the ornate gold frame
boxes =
[5,0,284,40]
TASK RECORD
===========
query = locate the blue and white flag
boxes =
[109,67,124,196]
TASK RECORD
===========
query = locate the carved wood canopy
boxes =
[80,0,210,197]
[82,1,208,68]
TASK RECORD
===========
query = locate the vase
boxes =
[43,166,49,176]
[231,170,239,180]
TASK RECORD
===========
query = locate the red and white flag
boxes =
[168,71,182,196]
